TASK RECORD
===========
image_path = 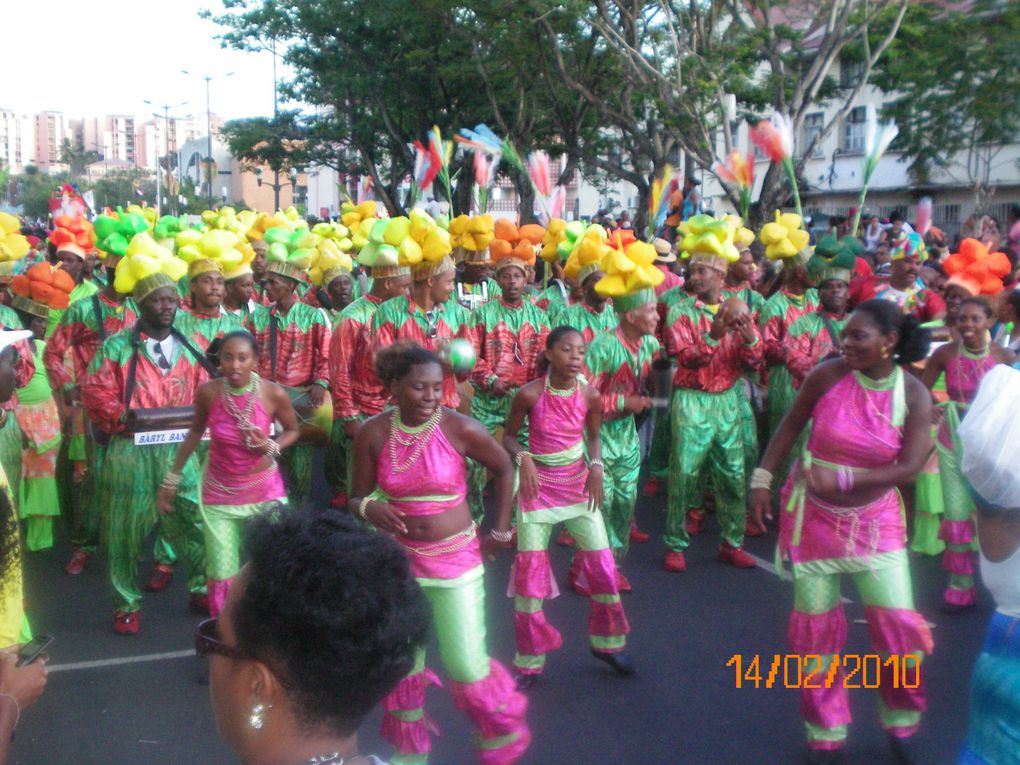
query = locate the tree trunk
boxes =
[514,167,536,224]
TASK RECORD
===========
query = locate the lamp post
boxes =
[143,100,189,216]
[181,70,234,210]
[254,165,300,210]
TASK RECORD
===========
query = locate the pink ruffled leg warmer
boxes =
[512,549,562,674]
[939,519,977,606]
[206,577,235,618]
[576,548,629,653]
[864,606,932,738]
[789,606,850,750]
[449,660,531,765]
[380,654,442,763]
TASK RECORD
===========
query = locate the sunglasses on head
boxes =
[195,617,251,661]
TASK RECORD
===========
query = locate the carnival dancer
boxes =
[468,224,549,520]
[350,343,529,765]
[504,327,632,686]
[157,331,299,617]
[851,232,946,322]
[8,284,64,551]
[454,250,500,312]
[758,213,819,441]
[222,263,258,322]
[373,257,469,409]
[328,255,411,508]
[82,272,212,635]
[955,365,1020,765]
[923,296,1013,613]
[246,257,331,507]
[558,247,618,348]
[45,218,99,336]
[44,245,137,574]
[663,215,762,571]
[585,240,662,589]
[750,299,934,764]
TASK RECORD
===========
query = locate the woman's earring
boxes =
[249,702,271,730]
[881,346,891,359]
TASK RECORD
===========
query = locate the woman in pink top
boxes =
[503,326,632,687]
[750,300,934,765]
[922,297,1014,612]
[350,342,529,765]
[159,331,299,616]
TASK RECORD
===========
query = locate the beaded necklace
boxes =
[389,407,443,473]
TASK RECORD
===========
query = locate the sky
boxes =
[5,0,293,122]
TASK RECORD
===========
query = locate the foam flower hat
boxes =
[678,213,741,271]
[10,262,75,311]
[49,214,95,258]
[489,219,544,268]
[596,237,664,301]
[0,214,33,263]
[112,233,189,295]
[175,228,252,273]
[943,238,1011,296]
[448,214,495,254]
[93,212,151,261]
[540,218,569,263]
[759,211,810,263]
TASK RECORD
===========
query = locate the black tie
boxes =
[153,342,171,371]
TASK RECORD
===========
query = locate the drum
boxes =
[282,385,333,447]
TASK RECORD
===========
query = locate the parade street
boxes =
[14,480,985,765]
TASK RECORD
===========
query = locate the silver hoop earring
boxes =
[249,702,271,730]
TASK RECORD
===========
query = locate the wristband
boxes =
[749,467,773,491]
[489,528,513,544]
[357,496,371,521]
[588,459,604,470]
[0,693,20,730]
[160,471,182,490]
[514,451,532,467]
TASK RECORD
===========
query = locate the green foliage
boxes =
[90,169,157,211]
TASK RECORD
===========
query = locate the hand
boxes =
[364,500,407,535]
[307,384,325,408]
[709,313,728,341]
[806,464,839,499]
[622,396,652,415]
[343,420,361,440]
[490,379,510,397]
[730,314,756,344]
[585,465,604,512]
[63,387,81,407]
[156,486,176,515]
[749,487,772,531]
[482,531,513,561]
[0,651,47,713]
[517,455,539,500]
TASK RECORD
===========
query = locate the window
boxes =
[842,107,866,153]
[840,58,866,88]
[800,113,824,158]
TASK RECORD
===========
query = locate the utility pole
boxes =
[182,70,233,210]
[144,100,189,216]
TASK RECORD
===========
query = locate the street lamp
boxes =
[143,99,190,216]
[182,70,234,209]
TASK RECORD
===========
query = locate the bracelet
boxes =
[514,451,532,467]
[160,471,182,490]
[0,693,20,730]
[588,459,604,470]
[489,528,513,544]
[749,467,773,492]
[357,496,372,521]
[265,439,282,460]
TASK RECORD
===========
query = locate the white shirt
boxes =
[143,334,179,375]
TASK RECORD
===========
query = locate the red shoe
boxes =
[717,543,757,568]
[189,593,211,616]
[113,610,140,636]
[641,477,663,497]
[556,529,575,547]
[330,491,348,509]
[616,570,633,593]
[629,524,650,543]
[685,510,705,537]
[664,551,687,573]
[144,563,174,592]
[744,518,766,538]
[65,547,92,576]
[567,559,590,596]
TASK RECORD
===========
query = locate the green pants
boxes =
[153,441,208,566]
[468,389,519,523]
[68,434,104,554]
[325,422,352,498]
[99,438,206,612]
[664,386,747,552]
[202,501,285,580]
[601,416,640,560]
[279,442,312,508]
[648,405,671,481]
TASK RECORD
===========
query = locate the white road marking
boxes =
[49,649,195,673]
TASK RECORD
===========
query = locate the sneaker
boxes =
[616,570,633,593]
[664,551,687,573]
[590,649,636,676]
[189,593,211,616]
[65,547,92,576]
[685,510,705,536]
[744,518,766,537]
[629,523,650,543]
[717,543,756,568]
[113,610,140,636]
[555,529,575,547]
[641,477,662,497]
[144,563,175,592]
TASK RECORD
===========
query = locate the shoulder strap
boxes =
[268,312,279,382]
[169,327,220,379]
[821,315,841,351]
[92,295,107,341]
[123,329,141,406]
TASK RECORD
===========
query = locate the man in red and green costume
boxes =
[468,243,549,520]
[44,250,137,576]
[584,242,663,589]
[82,272,209,635]
[557,260,618,345]
[851,232,946,321]
[327,261,411,507]
[46,224,100,337]
[222,263,259,322]
[372,256,470,409]
[246,259,332,507]
[176,259,243,370]
[664,227,762,573]
[722,227,765,318]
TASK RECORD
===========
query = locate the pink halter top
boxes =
[204,386,286,506]
[807,371,904,469]
[376,412,467,516]
[529,378,587,456]
[945,347,997,405]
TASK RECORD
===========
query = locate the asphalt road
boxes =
[10,470,988,765]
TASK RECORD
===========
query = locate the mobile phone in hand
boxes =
[16,635,53,667]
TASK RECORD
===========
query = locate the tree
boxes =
[59,139,101,181]
[871,0,1020,211]
[220,112,308,209]
[542,0,908,225]
[91,169,157,211]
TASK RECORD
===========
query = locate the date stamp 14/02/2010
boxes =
[727,654,921,690]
